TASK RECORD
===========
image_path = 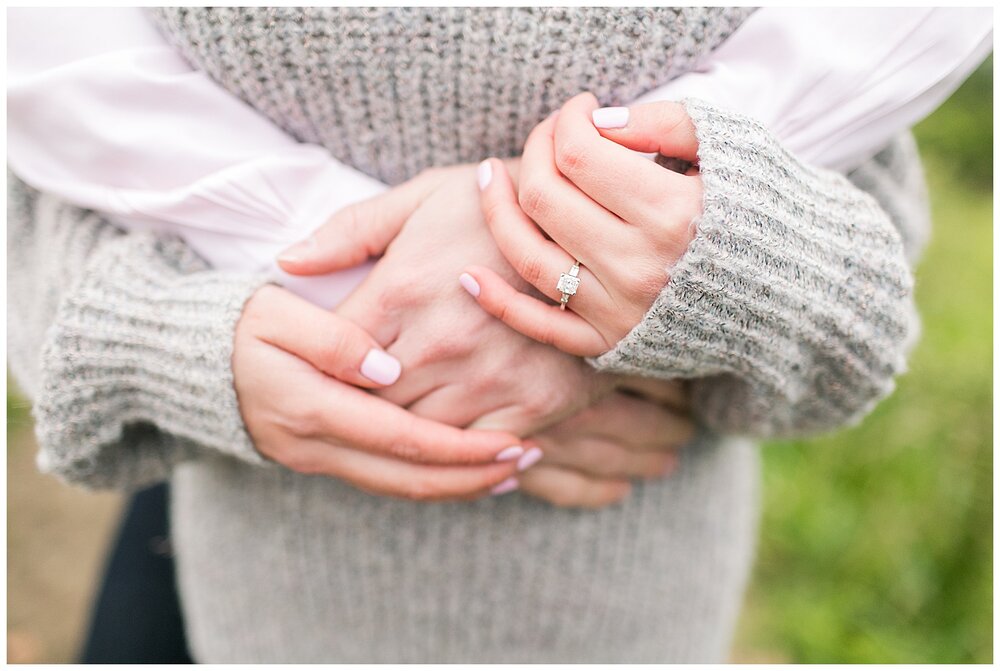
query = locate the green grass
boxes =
[735,59,993,663]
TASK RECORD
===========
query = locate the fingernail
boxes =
[277,235,316,264]
[495,445,525,462]
[477,160,493,190]
[491,476,519,496]
[360,349,402,385]
[516,447,543,472]
[592,106,629,129]
[459,272,480,297]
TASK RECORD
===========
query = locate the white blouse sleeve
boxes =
[7,7,383,308]
[637,7,993,172]
[7,7,993,309]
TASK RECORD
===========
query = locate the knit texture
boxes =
[6,7,930,663]
[592,99,921,437]
[150,7,755,185]
[8,176,271,489]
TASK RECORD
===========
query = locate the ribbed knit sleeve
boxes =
[590,99,925,438]
[7,175,272,490]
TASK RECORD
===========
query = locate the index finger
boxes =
[552,93,698,226]
[308,375,527,466]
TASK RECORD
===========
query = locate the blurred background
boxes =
[6,58,993,664]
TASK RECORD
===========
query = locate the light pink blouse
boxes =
[7,7,992,308]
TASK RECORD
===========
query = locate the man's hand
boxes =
[521,385,694,507]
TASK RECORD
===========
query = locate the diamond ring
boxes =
[556,261,582,310]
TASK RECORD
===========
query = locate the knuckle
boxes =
[493,299,516,326]
[281,451,323,476]
[570,403,599,426]
[653,185,702,242]
[373,280,420,316]
[623,264,668,303]
[603,448,632,477]
[287,404,327,438]
[316,331,354,372]
[532,322,561,349]
[340,201,366,234]
[412,334,468,367]
[388,433,427,463]
[522,391,560,422]
[332,206,373,262]
[548,482,586,508]
[554,138,588,175]
[515,253,548,288]
[481,193,508,225]
[470,366,507,396]
[400,478,442,501]
[518,182,551,220]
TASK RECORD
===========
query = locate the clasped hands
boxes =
[232,93,704,508]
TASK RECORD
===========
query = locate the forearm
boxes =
[590,100,926,438]
[7,175,271,490]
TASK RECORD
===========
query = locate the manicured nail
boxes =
[495,445,525,462]
[491,476,519,496]
[516,447,543,472]
[592,106,629,129]
[276,235,316,264]
[459,272,480,297]
[477,160,492,190]
[360,349,402,385]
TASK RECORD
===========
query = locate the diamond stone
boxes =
[556,273,580,295]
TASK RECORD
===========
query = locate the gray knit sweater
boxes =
[6,7,929,663]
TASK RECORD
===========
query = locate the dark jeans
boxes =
[80,483,193,664]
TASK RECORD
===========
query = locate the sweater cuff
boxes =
[591,98,913,425]
[34,232,272,484]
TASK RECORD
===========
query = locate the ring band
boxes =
[556,261,582,310]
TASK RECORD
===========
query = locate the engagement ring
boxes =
[556,261,582,310]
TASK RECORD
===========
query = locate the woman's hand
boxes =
[278,163,618,440]
[275,162,697,506]
[520,382,694,508]
[232,284,528,501]
[463,92,704,356]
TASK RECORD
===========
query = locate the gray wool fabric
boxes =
[6,7,930,663]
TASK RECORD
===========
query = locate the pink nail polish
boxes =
[360,349,402,385]
[490,476,519,496]
[516,447,543,472]
[495,445,525,462]
[459,273,481,297]
[592,107,629,129]
[477,160,492,190]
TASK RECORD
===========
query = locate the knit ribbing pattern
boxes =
[592,99,920,437]
[149,7,754,186]
[8,176,270,489]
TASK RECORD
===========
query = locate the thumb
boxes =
[276,174,432,276]
[591,101,700,163]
